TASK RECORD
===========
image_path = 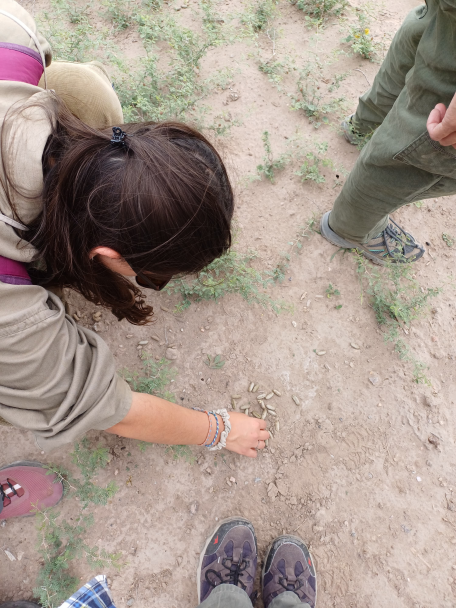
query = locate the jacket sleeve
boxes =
[0,283,132,450]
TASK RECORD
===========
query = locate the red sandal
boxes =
[0,461,64,520]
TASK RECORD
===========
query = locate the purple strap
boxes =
[0,255,31,285]
[0,42,44,86]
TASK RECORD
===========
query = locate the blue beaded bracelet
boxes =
[206,412,220,448]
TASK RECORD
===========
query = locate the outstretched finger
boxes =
[256,440,266,450]
[259,429,270,441]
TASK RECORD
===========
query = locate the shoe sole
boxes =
[0,461,65,517]
[261,535,317,608]
[196,516,256,603]
[320,212,387,267]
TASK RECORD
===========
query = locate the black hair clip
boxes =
[111,126,126,146]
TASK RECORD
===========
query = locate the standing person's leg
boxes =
[321,0,456,264]
[196,517,258,608]
[347,4,429,138]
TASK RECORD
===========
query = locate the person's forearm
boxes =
[105,391,209,445]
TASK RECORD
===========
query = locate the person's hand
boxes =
[427,94,456,148]
[224,412,270,458]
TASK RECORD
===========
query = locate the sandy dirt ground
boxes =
[2,0,456,606]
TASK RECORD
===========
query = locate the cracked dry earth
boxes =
[2,0,456,606]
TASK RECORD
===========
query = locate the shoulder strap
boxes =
[0,9,47,89]
[0,212,29,231]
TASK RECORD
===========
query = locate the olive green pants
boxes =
[329,0,456,243]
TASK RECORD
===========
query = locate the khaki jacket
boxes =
[0,0,132,449]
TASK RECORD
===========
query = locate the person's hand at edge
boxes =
[427,95,456,148]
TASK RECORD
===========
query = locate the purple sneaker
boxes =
[197,517,258,603]
[262,535,317,608]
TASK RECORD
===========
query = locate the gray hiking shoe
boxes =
[197,517,258,603]
[320,211,425,266]
[341,114,359,145]
[341,114,372,147]
[262,535,317,608]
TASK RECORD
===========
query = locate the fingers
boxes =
[438,132,456,147]
[256,440,266,450]
[259,429,270,441]
[427,104,451,141]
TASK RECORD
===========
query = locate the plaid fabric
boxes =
[58,575,116,608]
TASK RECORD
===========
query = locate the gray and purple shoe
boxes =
[197,517,258,603]
[262,535,317,608]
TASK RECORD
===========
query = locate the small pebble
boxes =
[126,334,133,338]
[165,348,178,360]
[351,342,360,350]
[151,335,160,341]
[368,371,381,386]
[417,476,422,482]
[138,340,149,346]
[316,350,326,356]
[291,321,297,328]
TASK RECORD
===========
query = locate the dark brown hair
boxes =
[2,95,234,324]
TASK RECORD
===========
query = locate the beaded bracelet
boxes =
[205,412,220,448]
[198,410,212,446]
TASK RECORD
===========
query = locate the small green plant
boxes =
[126,357,177,402]
[204,354,226,369]
[257,131,290,182]
[241,0,278,33]
[291,62,345,127]
[270,217,317,281]
[34,440,121,607]
[165,250,287,313]
[325,283,340,298]
[295,142,333,183]
[104,0,133,30]
[166,445,196,464]
[442,233,454,248]
[292,0,347,26]
[355,253,441,383]
[343,12,376,60]
[39,0,107,63]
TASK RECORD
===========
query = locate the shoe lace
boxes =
[205,556,250,591]
[278,575,304,594]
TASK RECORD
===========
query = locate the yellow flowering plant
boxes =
[343,12,376,60]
